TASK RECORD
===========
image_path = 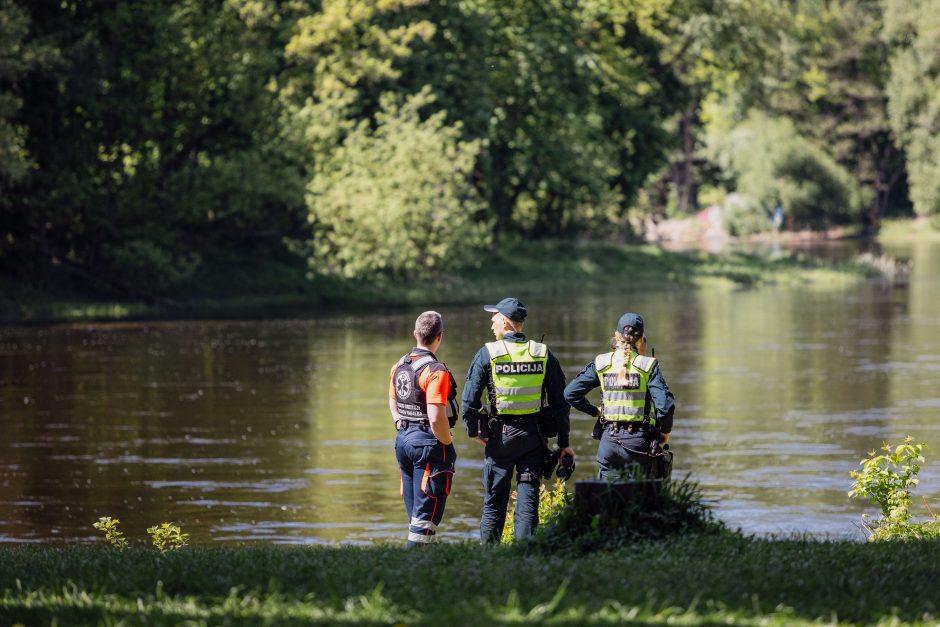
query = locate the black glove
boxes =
[462,408,480,438]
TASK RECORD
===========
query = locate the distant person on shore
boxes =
[564,313,675,480]
[389,311,458,547]
[461,297,574,542]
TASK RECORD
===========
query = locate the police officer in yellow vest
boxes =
[462,297,574,542]
[564,313,675,479]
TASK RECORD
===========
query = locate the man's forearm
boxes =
[427,403,452,445]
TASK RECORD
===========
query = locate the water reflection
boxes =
[1,242,939,544]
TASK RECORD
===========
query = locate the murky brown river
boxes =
[2,240,939,545]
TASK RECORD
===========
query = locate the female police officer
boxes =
[564,313,675,480]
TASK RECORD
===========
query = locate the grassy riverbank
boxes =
[1,239,886,323]
[878,217,940,243]
[2,535,939,625]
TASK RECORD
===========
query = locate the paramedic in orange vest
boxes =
[389,311,458,547]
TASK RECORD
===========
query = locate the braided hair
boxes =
[611,325,643,383]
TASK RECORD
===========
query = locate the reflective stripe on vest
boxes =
[486,340,547,415]
[594,351,656,426]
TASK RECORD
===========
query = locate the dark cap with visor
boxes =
[616,312,644,336]
[483,297,527,322]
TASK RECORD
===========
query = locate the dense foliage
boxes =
[0,0,932,296]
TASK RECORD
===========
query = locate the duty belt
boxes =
[398,419,431,431]
[497,413,539,422]
[603,418,650,434]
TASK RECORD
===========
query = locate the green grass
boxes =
[878,217,940,242]
[1,239,886,323]
[870,520,940,542]
[2,534,939,625]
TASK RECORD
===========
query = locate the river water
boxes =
[2,240,939,545]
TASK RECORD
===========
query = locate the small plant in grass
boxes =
[849,436,938,540]
[502,479,571,544]
[92,516,128,549]
[147,522,190,552]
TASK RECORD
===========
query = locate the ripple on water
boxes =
[897,397,940,409]
[303,468,381,475]
[187,499,276,508]
[143,478,308,492]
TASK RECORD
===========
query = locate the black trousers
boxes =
[480,417,543,543]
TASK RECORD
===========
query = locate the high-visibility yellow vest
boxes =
[594,351,657,426]
[485,340,547,416]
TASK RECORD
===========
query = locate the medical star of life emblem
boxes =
[395,372,412,398]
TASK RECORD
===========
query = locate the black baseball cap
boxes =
[483,297,527,322]
[616,312,644,336]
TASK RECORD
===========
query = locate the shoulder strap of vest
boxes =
[528,341,547,358]
[594,352,615,372]
[409,354,436,372]
[485,341,509,360]
[632,355,657,373]
[398,351,437,371]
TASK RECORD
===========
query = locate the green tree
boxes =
[306,88,488,279]
[0,0,32,185]
[8,0,304,295]
[642,0,781,215]
[882,0,940,216]
[398,0,679,235]
[764,0,903,227]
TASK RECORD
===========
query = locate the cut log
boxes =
[574,479,663,518]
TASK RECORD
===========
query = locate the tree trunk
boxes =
[671,102,698,214]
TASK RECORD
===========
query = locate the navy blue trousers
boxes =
[480,417,543,543]
[395,424,456,547]
[596,427,655,480]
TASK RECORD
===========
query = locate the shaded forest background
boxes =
[1,0,938,299]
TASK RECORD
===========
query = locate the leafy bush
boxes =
[848,436,938,541]
[305,88,490,280]
[91,516,128,550]
[722,194,771,237]
[709,113,865,231]
[146,522,190,553]
[103,239,202,293]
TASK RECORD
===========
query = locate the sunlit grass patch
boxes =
[3,537,940,625]
[879,217,940,242]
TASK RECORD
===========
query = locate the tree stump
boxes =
[574,479,663,518]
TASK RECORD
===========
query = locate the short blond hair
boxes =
[415,311,443,345]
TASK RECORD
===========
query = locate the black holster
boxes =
[541,446,561,480]
[479,408,492,440]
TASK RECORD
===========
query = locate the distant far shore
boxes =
[2,223,922,325]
